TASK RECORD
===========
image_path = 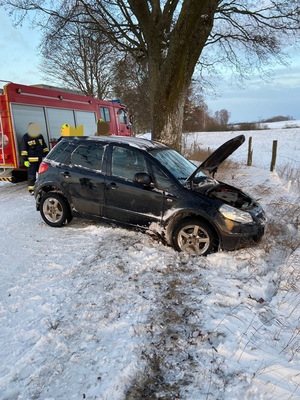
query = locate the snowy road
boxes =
[1,149,300,399]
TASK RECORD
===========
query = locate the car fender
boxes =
[163,208,221,245]
[35,180,72,211]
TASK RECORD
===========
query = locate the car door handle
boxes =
[106,182,118,190]
[61,171,71,178]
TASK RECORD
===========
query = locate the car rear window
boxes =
[46,141,76,164]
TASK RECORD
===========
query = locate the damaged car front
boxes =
[187,135,265,250]
[154,134,266,255]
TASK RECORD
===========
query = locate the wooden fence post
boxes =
[270,140,278,172]
[247,137,253,166]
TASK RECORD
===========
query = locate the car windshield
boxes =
[149,148,206,184]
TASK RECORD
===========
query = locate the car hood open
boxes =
[187,134,245,181]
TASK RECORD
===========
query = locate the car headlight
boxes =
[219,204,253,224]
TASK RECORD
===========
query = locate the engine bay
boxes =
[206,184,255,210]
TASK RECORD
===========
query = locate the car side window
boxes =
[71,142,105,171]
[151,163,174,190]
[111,146,148,180]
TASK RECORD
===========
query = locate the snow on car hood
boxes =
[187,134,245,181]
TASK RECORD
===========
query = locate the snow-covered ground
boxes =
[1,126,300,399]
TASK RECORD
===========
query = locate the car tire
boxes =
[172,217,218,256]
[40,192,72,227]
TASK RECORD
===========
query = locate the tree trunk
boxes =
[151,85,187,152]
[144,0,219,152]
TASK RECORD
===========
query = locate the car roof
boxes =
[60,135,168,151]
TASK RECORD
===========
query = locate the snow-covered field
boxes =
[184,124,300,172]
[1,125,300,399]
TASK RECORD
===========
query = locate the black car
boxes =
[34,134,266,256]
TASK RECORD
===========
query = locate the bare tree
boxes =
[39,15,119,99]
[111,54,151,135]
[215,109,230,129]
[2,0,299,150]
[183,87,209,132]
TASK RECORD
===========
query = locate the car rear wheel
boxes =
[172,217,218,256]
[40,192,72,227]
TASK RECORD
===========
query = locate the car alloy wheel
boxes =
[40,192,72,227]
[172,217,217,256]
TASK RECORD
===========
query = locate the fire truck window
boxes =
[118,109,126,124]
[100,107,110,122]
[47,108,75,141]
[11,104,47,148]
[75,111,96,136]
[71,143,105,171]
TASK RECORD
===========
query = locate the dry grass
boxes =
[183,142,212,164]
[277,163,300,191]
[183,142,241,179]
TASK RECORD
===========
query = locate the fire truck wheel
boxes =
[40,192,72,227]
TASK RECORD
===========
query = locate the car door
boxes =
[103,145,164,227]
[60,141,106,215]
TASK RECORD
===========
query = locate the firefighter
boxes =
[20,122,49,195]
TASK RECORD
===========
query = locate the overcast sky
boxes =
[1,8,299,124]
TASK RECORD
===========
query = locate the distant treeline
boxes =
[227,116,296,132]
[261,115,294,123]
[182,103,297,133]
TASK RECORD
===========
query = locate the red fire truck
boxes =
[0,81,132,182]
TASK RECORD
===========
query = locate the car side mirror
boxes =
[134,172,153,188]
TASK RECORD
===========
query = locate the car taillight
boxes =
[38,161,49,174]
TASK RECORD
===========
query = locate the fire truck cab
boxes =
[0,82,132,182]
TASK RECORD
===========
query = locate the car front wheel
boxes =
[40,192,72,227]
[172,217,218,256]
